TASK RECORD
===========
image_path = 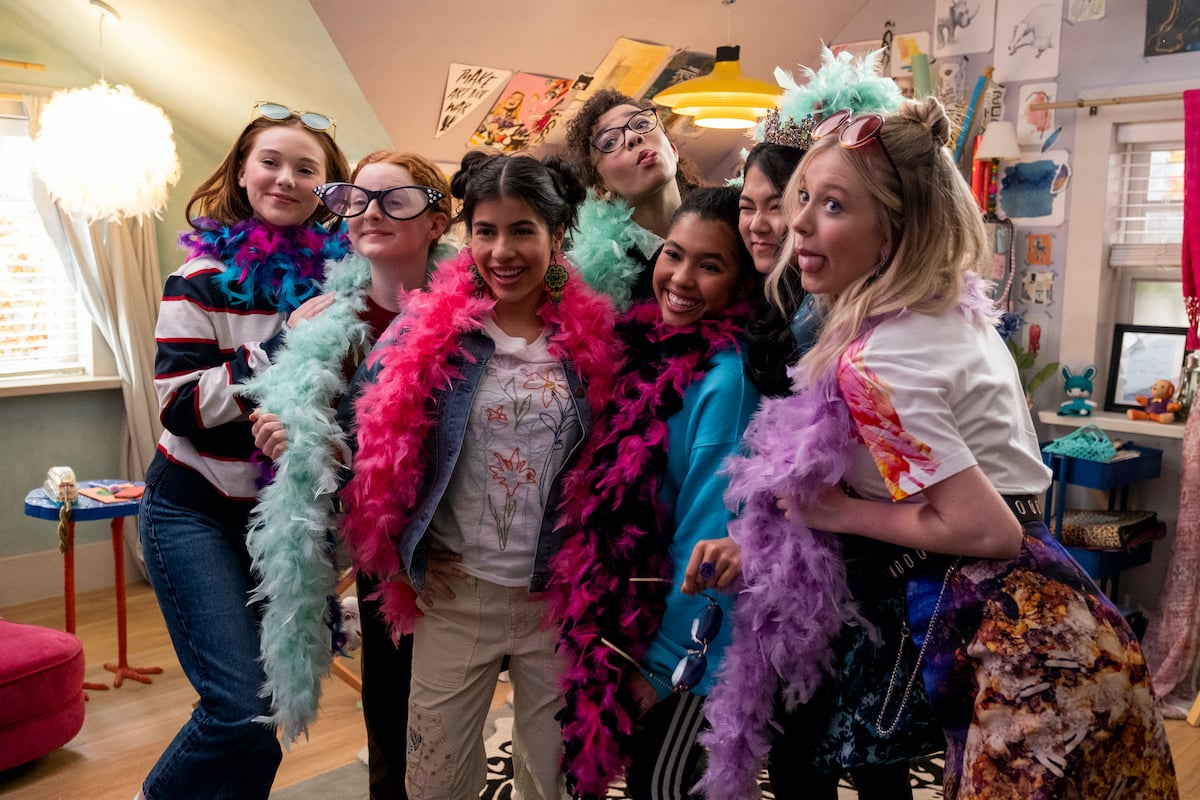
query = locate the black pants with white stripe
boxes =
[626,692,707,800]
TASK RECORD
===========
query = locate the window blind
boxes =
[0,128,84,378]
[1109,126,1184,268]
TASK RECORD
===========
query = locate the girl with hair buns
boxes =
[702,97,1178,799]
[244,149,455,797]
[339,151,620,800]
[138,102,349,800]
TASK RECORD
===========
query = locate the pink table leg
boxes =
[102,518,162,687]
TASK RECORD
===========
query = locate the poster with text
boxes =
[993,1,1063,83]
[933,0,996,57]
[436,63,510,139]
[997,150,1071,225]
[468,72,574,152]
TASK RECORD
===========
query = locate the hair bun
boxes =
[451,150,496,200]
[897,97,951,147]
[541,156,586,209]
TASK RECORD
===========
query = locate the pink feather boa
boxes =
[339,249,620,637]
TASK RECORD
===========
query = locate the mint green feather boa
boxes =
[568,190,660,311]
[238,242,457,744]
[239,252,373,744]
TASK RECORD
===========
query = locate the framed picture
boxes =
[1104,324,1188,412]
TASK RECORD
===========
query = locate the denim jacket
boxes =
[340,328,593,593]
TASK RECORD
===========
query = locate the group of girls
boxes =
[138,55,1178,800]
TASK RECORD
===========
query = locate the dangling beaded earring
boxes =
[469,263,487,292]
[544,260,569,303]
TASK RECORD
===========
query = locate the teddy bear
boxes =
[1127,379,1181,424]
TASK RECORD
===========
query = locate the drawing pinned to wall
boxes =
[889,31,932,80]
[1026,232,1053,265]
[435,63,511,139]
[994,1,1063,82]
[1067,0,1106,23]
[933,0,996,57]
[468,72,572,153]
[1020,270,1056,304]
[1017,82,1057,147]
[997,150,1071,225]
[935,56,968,105]
[1145,0,1200,56]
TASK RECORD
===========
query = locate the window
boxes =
[1107,122,1186,328]
[0,111,92,381]
[1059,81,1191,398]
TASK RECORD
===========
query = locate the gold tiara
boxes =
[762,110,815,151]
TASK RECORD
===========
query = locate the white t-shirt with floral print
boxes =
[428,317,582,586]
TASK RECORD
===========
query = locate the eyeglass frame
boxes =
[590,107,661,155]
[811,108,901,185]
[313,182,446,221]
[251,101,338,140]
[600,580,724,694]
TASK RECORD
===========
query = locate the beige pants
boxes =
[406,574,567,800]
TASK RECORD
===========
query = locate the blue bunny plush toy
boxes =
[1058,365,1098,416]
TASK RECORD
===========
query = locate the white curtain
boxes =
[24,94,164,578]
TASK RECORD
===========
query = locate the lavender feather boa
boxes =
[694,364,861,797]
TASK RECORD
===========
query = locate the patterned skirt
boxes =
[906,522,1179,799]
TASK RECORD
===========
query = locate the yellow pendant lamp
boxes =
[653,43,782,129]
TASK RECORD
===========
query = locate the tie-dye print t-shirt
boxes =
[837,308,1051,503]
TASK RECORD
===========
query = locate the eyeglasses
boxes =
[600,584,724,694]
[313,183,446,221]
[251,101,338,140]
[590,108,660,154]
[811,108,900,183]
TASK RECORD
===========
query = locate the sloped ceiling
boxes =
[3,0,872,178]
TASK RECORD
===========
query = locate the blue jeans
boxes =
[139,457,281,799]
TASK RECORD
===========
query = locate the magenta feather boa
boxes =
[696,273,1001,797]
[549,302,748,798]
[339,249,620,637]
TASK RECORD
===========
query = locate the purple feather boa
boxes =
[695,355,862,798]
[696,273,1000,797]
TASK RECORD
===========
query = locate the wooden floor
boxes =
[0,581,367,800]
[1,581,1199,799]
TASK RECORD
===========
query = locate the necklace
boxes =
[875,557,961,737]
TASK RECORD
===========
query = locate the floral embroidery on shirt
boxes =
[524,367,570,408]
[501,376,533,428]
[486,405,508,423]
[488,448,537,548]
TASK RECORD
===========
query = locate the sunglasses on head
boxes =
[601,581,724,694]
[251,101,337,140]
[812,108,900,182]
[314,182,445,221]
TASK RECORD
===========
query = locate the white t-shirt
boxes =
[428,317,582,586]
[838,307,1052,503]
